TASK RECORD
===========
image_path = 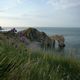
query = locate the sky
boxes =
[0,0,80,27]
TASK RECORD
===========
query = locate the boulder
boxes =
[23,28,55,48]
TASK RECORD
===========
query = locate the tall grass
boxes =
[0,39,80,80]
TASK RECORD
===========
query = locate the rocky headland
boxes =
[18,28,65,50]
[0,27,65,50]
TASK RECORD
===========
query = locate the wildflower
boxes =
[11,28,17,33]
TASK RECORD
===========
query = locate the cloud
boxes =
[0,10,4,12]
[0,0,24,12]
[16,0,24,4]
[47,0,80,10]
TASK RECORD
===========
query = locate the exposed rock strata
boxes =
[23,28,55,48]
[22,28,65,48]
[50,35,65,48]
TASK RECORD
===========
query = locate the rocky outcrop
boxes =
[18,28,65,49]
[0,27,65,50]
[50,35,65,48]
[23,28,55,48]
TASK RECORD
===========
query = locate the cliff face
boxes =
[23,28,55,48]
[22,28,65,49]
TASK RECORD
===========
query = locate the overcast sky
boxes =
[0,0,80,27]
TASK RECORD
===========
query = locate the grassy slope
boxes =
[0,33,80,80]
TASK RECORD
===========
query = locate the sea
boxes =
[1,27,80,57]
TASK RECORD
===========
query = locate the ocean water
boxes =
[37,27,80,48]
[1,27,80,56]
[37,27,80,56]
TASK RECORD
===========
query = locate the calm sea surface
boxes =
[2,27,80,56]
[37,27,80,56]
[37,27,80,48]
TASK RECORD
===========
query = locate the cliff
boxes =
[22,28,65,49]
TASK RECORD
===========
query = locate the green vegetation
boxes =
[0,33,80,80]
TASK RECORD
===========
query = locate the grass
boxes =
[0,34,80,80]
